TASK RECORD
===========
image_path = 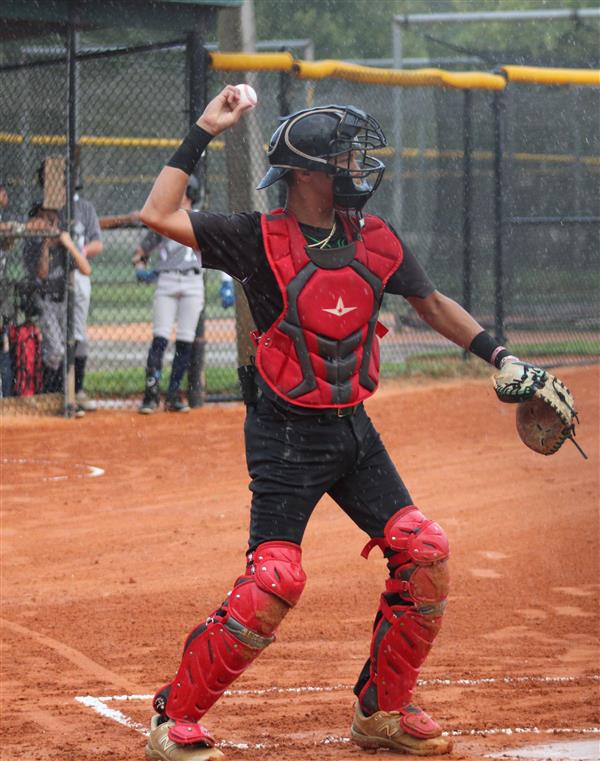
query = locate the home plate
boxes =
[488,739,599,760]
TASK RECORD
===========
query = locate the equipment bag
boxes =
[9,322,43,396]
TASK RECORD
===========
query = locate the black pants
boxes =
[244,394,413,551]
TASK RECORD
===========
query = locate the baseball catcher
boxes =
[136,86,584,761]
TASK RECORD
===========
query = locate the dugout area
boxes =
[1,3,599,416]
[1,364,598,759]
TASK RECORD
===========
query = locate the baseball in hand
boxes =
[235,83,258,109]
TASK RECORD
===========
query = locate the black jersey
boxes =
[188,210,435,333]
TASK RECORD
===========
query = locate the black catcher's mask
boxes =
[257,105,386,211]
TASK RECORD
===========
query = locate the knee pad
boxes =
[383,505,449,611]
[218,540,306,647]
[359,506,449,722]
[156,541,306,742]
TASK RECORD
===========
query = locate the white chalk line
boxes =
[1,457,104,480]
[323,728,600,745]
[84,674,600,702]
[75,696,146,734]
[75,674,600,750]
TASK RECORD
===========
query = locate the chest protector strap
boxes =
[257,210,402,409]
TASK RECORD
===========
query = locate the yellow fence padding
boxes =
[0,132,24,143]
[502,66,600,87]
[292,60,506,90]
[205,53,599,91]
[209,51,294,72]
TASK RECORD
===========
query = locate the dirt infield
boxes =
[1,365,598,761]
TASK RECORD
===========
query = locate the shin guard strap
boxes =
[224,615,275,649]
[398,705,442,740]
[168,719,216,746]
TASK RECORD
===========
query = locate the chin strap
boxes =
[334,208,364,236]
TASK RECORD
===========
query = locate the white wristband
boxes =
[499,354,519,368]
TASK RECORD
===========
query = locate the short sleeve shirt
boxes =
[187,210,435,333]
[139,229,201,273]
[73,197,102,252]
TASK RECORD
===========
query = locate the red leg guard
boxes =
[154,541,306,744]
[358,506,449,738]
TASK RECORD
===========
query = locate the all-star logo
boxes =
[322,296,357,317]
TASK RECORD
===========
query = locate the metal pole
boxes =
[187,29,209,409]
[64,23,77,417]
[218,5,258,371]
[492,90,506,345]
[392,17,403,228]
[17,54,30,216]
[394,8,600,25]
[277,59,291,208]
[462,89,473,319]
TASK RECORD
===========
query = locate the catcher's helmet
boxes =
[256,105,386,210]
[185,174,200,204]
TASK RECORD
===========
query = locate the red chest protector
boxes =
[256,209,403,409]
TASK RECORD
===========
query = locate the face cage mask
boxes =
[327,110,386,211]
[330,108,387,156]
[332,165,384,210]
[329,146,385,210]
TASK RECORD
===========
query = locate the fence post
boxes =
[218,6,257,370]
[64,23,77,417]
[392,17,404,229]
[277,60,291,208]
[492,89,506,345]
[187,30,209,408]
[462,89,473,316]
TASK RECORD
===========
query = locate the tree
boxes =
[254,0,600,67]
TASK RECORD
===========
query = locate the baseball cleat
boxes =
[145,715,224,761]
[76,390,97,412]
[351,702,452,755]
[139,395,160,414]
[164,392,190,413]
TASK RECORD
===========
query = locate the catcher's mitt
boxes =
[493,360,587,458]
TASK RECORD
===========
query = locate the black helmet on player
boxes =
[256,105,386,211]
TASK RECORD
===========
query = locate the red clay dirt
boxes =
[1,365,598,761]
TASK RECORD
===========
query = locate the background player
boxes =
[35,160,104,414]
[72,182,103,413]
[24,204,91,396]
[0,180,12,395]
[137,86,543,760]
[133,176,205,413]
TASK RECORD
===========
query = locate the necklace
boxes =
[305,219,336,249]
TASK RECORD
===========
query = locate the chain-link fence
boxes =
[1,36,598,414]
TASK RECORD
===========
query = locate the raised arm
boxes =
[140,85,254,248]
